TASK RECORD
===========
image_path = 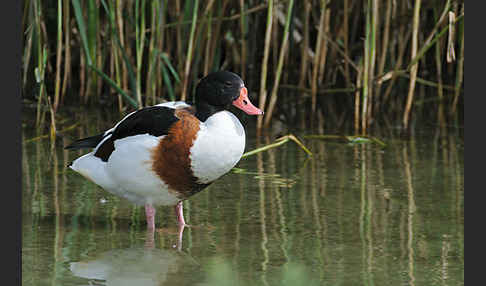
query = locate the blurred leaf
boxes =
[346,136,371,144]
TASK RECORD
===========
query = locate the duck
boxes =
[66,71,263,231]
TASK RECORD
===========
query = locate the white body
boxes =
[69,103,245,206]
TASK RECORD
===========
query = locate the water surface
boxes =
[22,108,464,286]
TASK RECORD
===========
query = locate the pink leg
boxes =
[173,201,186,250]
[174,201,186,226]
[175,223,185,251]
[145,204,156,230]
[145,229,155,249]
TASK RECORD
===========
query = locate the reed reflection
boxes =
[22,111,463,285]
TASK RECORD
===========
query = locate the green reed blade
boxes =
[23,2,34,88]
[135,0,146,107]
[98,0,139,108]
[53,0,63,110]
[71,0,92,66]
[160,53,181,83]
[407,13,463,72]
[87,0,97,64]
[263,0,294,127]
[256,0,273,129]
[90,65,139,108]
[181,0,199,101]
[160,62,176,101]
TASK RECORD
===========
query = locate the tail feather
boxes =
[65,133,105,150]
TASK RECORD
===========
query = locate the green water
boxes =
[22,109,464,286]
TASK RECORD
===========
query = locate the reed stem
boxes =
[375,0,391,110]
[116,0,128,97]
[145,0,158,106]
[239,0,246,79]
[317,6,331,86]
[53,0,62,111]
[135,0,146,107]
[180,0,199,101]
[403,0,422,129]
[22,0,33,89]
[22,1,465,131]
[263,0,294,128]
[361,0,372,134]
[342,0,351,86]
[34,0,46,126]
[86,0,99,100]
[310,1,327,115]
[355,63,362,134]
[60,0,71,103]
[298,2,310,88]
[256,0,273,130]
[451,5,464,115]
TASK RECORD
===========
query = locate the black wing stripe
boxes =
[95,106,180,162]
[94,135,115,162]
[67,106,180,162]
[64,133,107,150]
[111,106,179,140]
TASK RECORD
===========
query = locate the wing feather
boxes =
[66,106,181,162]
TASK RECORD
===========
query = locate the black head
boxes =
[194,71,246,121]
[195,71,244,107]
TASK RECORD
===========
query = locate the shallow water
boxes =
[22,108,463,286]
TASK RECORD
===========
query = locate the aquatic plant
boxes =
[22,0,464,132]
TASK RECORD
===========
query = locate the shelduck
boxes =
[66,71,263,231]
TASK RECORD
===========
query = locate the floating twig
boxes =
[304,134,386,147]
[242,134,312,158]
[24,123,79,144]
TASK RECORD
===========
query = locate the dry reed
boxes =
[21,1,464,133]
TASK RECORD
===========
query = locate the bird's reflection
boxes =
[70,243,198,286]
[143,224,186,249]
